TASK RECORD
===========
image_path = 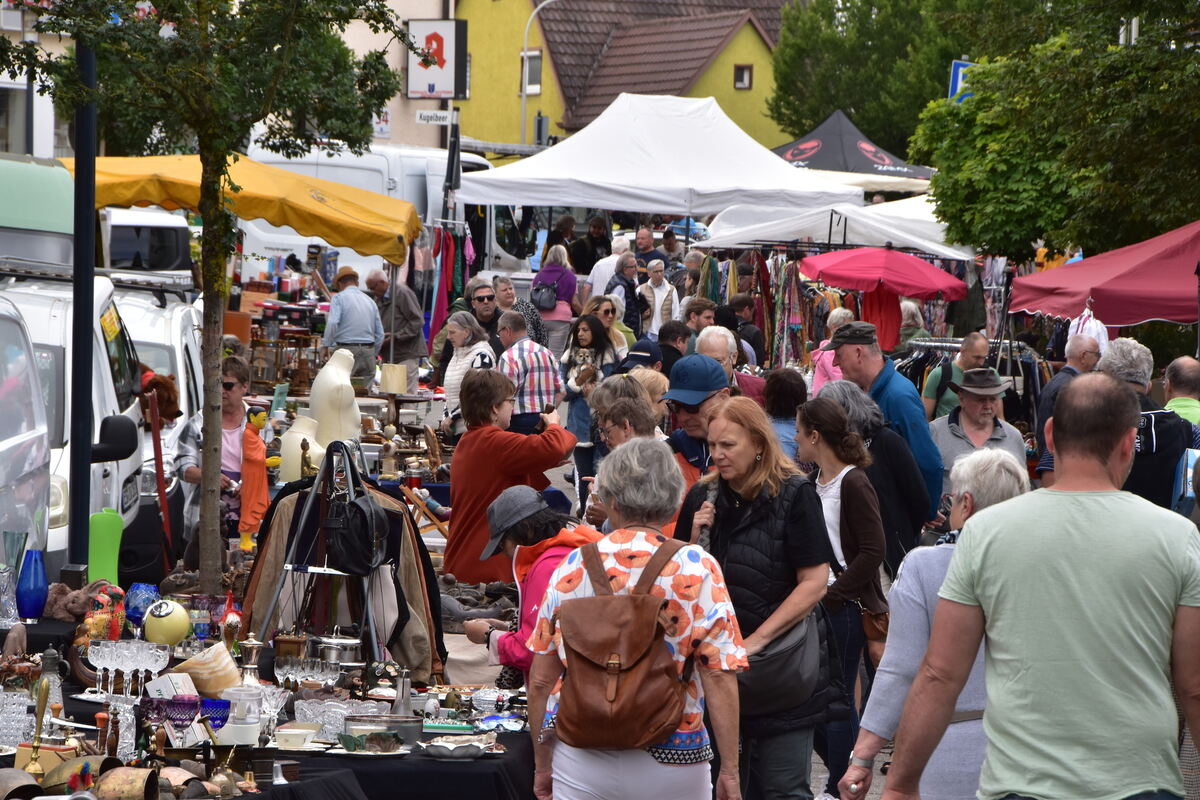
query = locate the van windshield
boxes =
[0,226,73,265]
[31,344,63,449]
[110,225,191,270]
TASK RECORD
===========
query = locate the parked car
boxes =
[114,272,202,582]
[0,296,51,561]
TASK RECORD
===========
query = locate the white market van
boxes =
[100,207,193,272]
[0,154,143,577]
[241,142,529,275]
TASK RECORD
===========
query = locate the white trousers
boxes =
[551,742,712,800]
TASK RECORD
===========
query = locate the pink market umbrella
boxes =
[799,246,967,300]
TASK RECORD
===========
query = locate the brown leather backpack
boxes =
[551,538,688,750]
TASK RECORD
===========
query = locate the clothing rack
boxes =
[906,338,1035,355]
[433,218,467,231]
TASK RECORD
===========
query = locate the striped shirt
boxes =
[499,337,563,415]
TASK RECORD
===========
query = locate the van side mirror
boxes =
[91,414,139,463]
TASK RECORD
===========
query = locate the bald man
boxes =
[1165,355,1200,425]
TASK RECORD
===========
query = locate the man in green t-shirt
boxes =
[921,332,989,419]
[1164,355,1200,425]
[877,373,1200,800]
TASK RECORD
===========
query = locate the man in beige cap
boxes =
[323,266,383,383]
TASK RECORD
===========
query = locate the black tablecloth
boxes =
[256,769,366,800]
[0,619,76,653]
[281,732,534,800]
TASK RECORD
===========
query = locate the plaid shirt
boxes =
[499,337,563,415]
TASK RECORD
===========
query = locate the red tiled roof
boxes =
[533,1,788,130]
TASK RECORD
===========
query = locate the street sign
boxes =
[416,109,453,126]
[948,59,976,102]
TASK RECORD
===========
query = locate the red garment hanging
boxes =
[860,288,902,351]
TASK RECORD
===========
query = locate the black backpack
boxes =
[531,273,560,311]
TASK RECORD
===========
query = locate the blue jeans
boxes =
[1001,794,1181,800]
[573,446,597,514]
[815,603,865,794]
[740,727,815,800]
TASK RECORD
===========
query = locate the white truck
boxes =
[241,142,529,276]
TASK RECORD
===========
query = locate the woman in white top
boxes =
[795,396,886,800]
[440,311,496,438]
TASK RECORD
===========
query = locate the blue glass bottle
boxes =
[16,550,48,623]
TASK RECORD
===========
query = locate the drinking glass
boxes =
[87,640,112,695]
[140,696,168,752]
[149,643,171,678]
[201,698,231,732]
[166,694,200,737]
[114,640,138,695]
[0,692,29,747]
[258,686,291,739]
[124,583,160,639]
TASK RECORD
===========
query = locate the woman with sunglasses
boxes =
[581,295,629,359]
[675,396,836,799]
[561,315,620,513]
[440,311,497,440]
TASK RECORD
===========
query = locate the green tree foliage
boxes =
[0,0,425,591]
[767,0,1062,160]
[911,5,1200,259]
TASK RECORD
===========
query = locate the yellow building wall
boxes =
[454,0,569,146]
[689,23,789,149]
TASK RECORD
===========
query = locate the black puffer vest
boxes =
[604,271,642,338]
[678,475,847,735]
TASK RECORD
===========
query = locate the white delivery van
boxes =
[100,207,193,272]
[0,271,146,577]
[0,295,51,556]
[241,142,529,276]
[114,272,202,583]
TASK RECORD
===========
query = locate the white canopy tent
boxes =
[456,93,863,215]
[698,195,973,261]
[801,167,929,193]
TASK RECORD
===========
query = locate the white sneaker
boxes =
[816,793,839,800]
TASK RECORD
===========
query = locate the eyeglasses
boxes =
[600,308,615,316]
[667,391,720,415]
[473,294,496,303]
[222,381,237,391]
[597,423,620,441]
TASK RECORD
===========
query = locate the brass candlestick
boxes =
[25,678,49,782]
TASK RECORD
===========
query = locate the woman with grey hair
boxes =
[818,380,929,578]
[440,310,496,437]
[839,448,1029,800]
[812,307,855,393]
[527,438,746,800]
[897,300,931,350]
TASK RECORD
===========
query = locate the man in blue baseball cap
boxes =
[663,354,730,491]
[615,338,663,374]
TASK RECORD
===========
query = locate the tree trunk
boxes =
[196,147,232,595]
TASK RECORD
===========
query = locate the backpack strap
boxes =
[580,542,613,596]
[632,538,685,596]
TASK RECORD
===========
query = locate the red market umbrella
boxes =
[1010,219,1200,325]
[799,246,967,300]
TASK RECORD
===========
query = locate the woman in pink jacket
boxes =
[811,306,855,393]
[463,486,601,678]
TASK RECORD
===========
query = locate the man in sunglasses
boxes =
[432,276,505,387]
[662,354,731,493]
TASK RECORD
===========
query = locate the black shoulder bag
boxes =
[322,442,388,576]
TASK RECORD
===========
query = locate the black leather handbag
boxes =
[322,444,387,576]
[736,612,820,716]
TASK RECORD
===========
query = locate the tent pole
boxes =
[1194,260,1200,359]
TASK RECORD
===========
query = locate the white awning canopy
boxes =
[699,195,974,261]
[456,93,863,216]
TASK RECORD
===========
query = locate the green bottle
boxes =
[88,508,124,585]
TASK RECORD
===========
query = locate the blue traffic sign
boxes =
[949,59,976,102]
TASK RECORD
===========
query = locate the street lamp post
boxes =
[520,0,562,145]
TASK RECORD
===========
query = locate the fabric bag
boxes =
[552,539,688,750]
[321,444,388,576]
[531,272,560,311]
[736,613,820,716]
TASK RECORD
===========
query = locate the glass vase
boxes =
[15,550,47,624]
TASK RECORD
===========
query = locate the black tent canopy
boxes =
[773,110,933,179]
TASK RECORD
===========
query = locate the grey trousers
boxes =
[337,343,378,383]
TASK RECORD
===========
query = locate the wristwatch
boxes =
[849,751,875,769]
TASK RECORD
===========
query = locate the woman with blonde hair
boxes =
[626,366,669,435]
[581,295,629,358]
[675,396,836,798]
[796,396,886,799]
[531,244,580,357]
